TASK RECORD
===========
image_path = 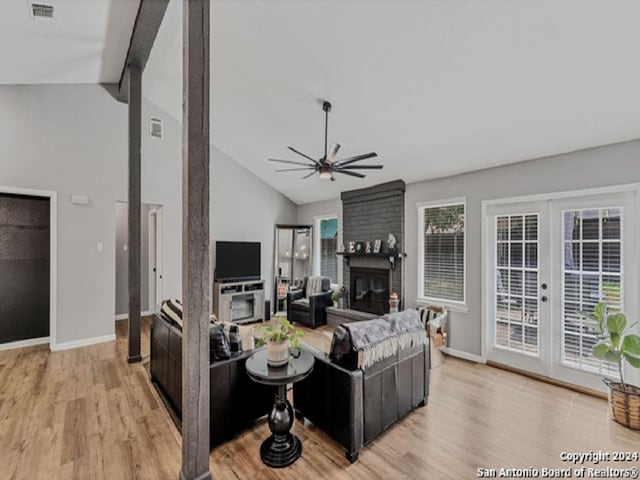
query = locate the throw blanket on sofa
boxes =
[337,310,427,369]
[342,319,394,369]
[384,309,427,350]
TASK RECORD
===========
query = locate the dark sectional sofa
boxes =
[150,313,273,448]
[293,328,429,462]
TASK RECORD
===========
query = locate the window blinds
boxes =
[422,204,465,302]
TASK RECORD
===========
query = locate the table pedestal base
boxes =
[260,432,302,468]
[260,384,302,468]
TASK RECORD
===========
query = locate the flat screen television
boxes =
[215,241,261,282]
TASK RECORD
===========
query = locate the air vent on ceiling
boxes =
[150,117,163,140]
[29,2,54,20]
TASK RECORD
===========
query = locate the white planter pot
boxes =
[267,340,289,367]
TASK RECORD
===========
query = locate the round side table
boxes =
[245,349,314,468]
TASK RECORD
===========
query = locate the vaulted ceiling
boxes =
[0,0,139,84]
[145,0,640,204]
[3,1,640,205]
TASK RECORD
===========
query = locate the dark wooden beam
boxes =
[117,0,170,103]
[180,0,211,479]
[127,63,143,364]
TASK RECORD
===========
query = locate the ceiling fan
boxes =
[269,101,382,181]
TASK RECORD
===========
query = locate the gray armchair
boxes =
[286,276,332,329]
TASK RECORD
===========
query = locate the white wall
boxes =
[141,92,298,309]
[405,139,640,357]
[0,84,127,346]
[297,198,342,227]
[211,148,297,303]
[0,83,296,347]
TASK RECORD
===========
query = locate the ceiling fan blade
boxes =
[335,152,378,167]
[276,167,316,172]
[326,143,341,164]
[302,171,316,179]
[337,165,383,170]
[335,170,366,178]
[288,146,320,166]
[269,158,315,167]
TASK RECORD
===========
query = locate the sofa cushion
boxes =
[209,324,231,360]
[161,298,183,329]
[217,321,255,351]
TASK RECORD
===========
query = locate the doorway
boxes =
[148,208,163,314]
[115,202,163,318]
[483,187,638,391]
[0,191,54,348]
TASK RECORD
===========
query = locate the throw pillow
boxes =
[209,324,231,360]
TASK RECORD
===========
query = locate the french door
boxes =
[485,189,637,391]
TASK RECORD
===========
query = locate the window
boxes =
[418,200,465,304]
[562,207,622,377]
[318,217,339,284]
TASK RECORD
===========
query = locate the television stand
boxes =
[213,280,265,324]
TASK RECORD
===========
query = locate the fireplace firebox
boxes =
[349,267,390,315]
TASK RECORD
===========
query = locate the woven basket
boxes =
[604,379,640,430]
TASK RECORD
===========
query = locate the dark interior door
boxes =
[0,193,50,343]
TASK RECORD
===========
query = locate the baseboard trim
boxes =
[486,361,607,400]
[51,334,116,352]
[0,337,50,351]
[115,311,154,322]
[440,347,485,364]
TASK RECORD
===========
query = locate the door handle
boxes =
[541,296,548,302]
[541,283,548,290]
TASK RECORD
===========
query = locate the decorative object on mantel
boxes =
[355,241,364,253]
[257,318,304,368]
[268,100,383,181]
[348,241,356,253]
[365,241,372,253]
[387,233,397,252]
[373,239,382,253]
[389,292,399,313]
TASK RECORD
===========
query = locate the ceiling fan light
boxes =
[319,168,332,180]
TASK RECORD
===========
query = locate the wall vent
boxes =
[150,117,163,139]
[29,2,54,20]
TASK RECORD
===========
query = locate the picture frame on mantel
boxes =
[355,241,364,253]
[373,239,382,253]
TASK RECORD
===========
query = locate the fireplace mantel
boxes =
[336,251,406,271]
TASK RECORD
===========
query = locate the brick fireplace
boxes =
[341,180,405,313]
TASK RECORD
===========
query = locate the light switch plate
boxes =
[97,242,104,252]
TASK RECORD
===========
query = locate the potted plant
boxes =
[585,302,640,429]
[258,318,304,367]
[331,289,341,307]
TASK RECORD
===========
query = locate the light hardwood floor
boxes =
[1,321,637,479]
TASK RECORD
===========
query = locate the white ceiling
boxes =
[0,0,139,84]
[5,1,640,205]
